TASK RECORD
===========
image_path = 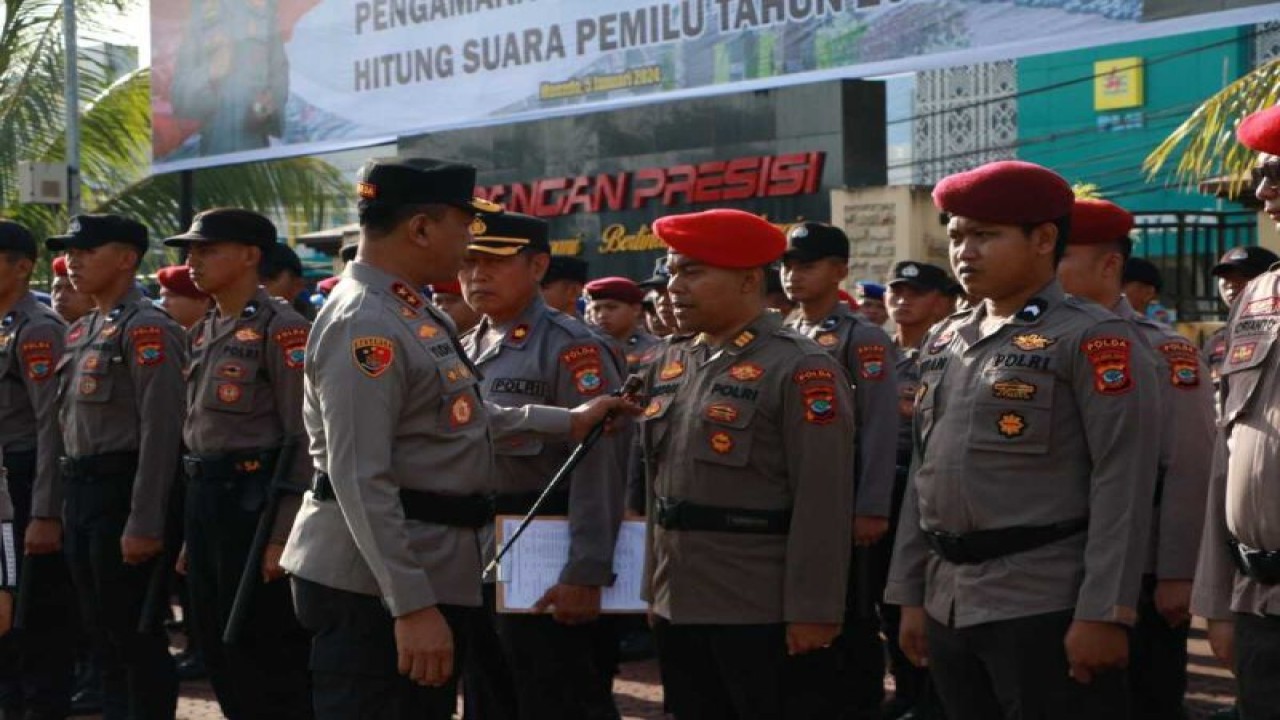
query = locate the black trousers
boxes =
[1234,612,1280,720]
[462,584,519,720]
[0,450,76,720]
[653,618,843,720]
[882,466,936,716]
[64,471,177,720]
[926,610,1129,720]
[1128,575,1189,720]
[492,610,620,720]
[184,474,311,720]
[837,540,888,719]
[291,577,472,720]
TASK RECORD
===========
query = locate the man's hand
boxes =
[854,515,889,547]
[786,623,840,656]
[24,518,62,555]
[0,590,12,638]
[395,605,454,687]
[533,583,602,625]
[121,536,164,565]
[899,606,929,667]
[1064,620,1129,684]
[262,543,286,583]
[1154,579,1192,628]
[568,395,641,441]
[1207,619,1235,666]
[175,544,189,576]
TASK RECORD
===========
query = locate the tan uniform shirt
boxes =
[1192,270,1280,619]
[463,296,626,586]
[1114,298,1213,580]
[885,281,1159,628]
[640,312,856,624]
[0,293,66,517]
[56,288,186,539]
[788,302,899,517]
[183,289,311,543]
[280,262,571,616]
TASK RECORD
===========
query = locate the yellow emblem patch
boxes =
[1011,334,1055,351]
[996,411,1026,438]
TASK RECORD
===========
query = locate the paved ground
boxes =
[75,620,1235,719]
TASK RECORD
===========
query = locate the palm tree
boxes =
[0,0,346,279]
[1143,58,1280,197]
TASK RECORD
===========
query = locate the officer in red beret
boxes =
[1192,104,1280,718]
[885,161,1160,720]
[1059,198,1215,720]
[640,208,855,718]
[50,255,92,323]
[428,280,480,335]
[156,264,212,330]
[584,276,660,374]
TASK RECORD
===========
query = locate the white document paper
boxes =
[495,516,647,614]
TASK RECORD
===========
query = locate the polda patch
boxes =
[1081,336,1132,396]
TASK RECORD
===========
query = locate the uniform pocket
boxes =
[71,369,113,404]
[691,401,756,468]
[967,371,1055,455]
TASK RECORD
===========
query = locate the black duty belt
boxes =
[493,489,569,517]
[311,472,493,529]
[924,518,1088,565]
[59,452,138,481]
[183,448,278,481]
[1229,537,1280,586]
[654,496,791,535]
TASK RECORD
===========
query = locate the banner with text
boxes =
[150,0,1263,172]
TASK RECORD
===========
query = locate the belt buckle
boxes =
[235,459,263,474]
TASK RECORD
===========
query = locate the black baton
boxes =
[484,374,643,578]
[223,442,297,645]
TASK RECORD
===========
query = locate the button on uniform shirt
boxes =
[183,289,311,542]
[56,288,186,539]
[639,312,856,624]
[1192,270,1280,619]
[788,302,899,518]
[1113,298,1213,580]
[885,281,1159,628]
[0,292,66,518]
[463,296,626,587]
[280,262,573,616]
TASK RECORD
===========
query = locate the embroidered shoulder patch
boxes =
[803,387,838,425]
[793,368,834,385]
[1157,340,1200,390]
[130,326,165,366]
[274,327,308,370]
[1081,336,1133,396]
[20,341,54,381]
[352,336,395,378]
[857,344,887,381]
[561,344,604,396]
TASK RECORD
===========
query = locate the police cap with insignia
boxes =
[653,209,785,268]
[1238,105,1280,156]
[782,222,850,262]
[1068,199,1134,246]
[0,220,37,260]
[46,214,149,253]
[467,211,550,256]
[933,160,1074,226]
[855,281,885,301]
[585,276,645,305]
[1122,257,1163,293]
[888,261,957,295]
[542,255,589,285]
[356,156,502,216]
[261,242,304,278]
[1211,245,1279,279]
[165,208,279,252]
[638,256,670,290]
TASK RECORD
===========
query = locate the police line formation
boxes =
[1,105,1280,720]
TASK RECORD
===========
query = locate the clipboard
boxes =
[494,515,647,614]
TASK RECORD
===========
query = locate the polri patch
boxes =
[1082,336,1133,395]
[352,336,395,378]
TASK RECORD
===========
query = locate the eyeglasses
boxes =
[1250,162,1280,186]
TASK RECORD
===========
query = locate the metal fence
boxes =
[1130,211,1258,323]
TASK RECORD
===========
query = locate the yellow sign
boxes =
[1094,58,1144,111]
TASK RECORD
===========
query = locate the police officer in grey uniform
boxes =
[49,214,185,720]
[1191,105,1280,719]
[164,209,312,720]
[0,221,75,720]
[1204,246,1279,391]
[642,208,856,719]
[886,161,1160,720]
[1058,198,1214,720]
[279,158,624,720]
[780,221,899,719]
[459,211,627,720]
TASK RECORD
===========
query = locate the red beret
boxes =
[652,209,785,268]
[51,255,67,277]
[1238,105,1280,156]
[933,161,1074,225]
[156,265,208,299]
[584,276,645,304]
[317,276,341,295]
[838,289,858,309]
[429,280,463,296]
[1069,199,1134,245]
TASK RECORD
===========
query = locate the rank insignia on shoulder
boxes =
[510,324,530,342]
[732,330,756,348]
[1011,334,1055,351]
[352,336,395,378]
[729,362,764,382]
[659,360,685,381]
[418,323,439,339]
[997,411,1026,438]
[817,332,839,348]
[391,282,423,310]
[1082,336,1133,395]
